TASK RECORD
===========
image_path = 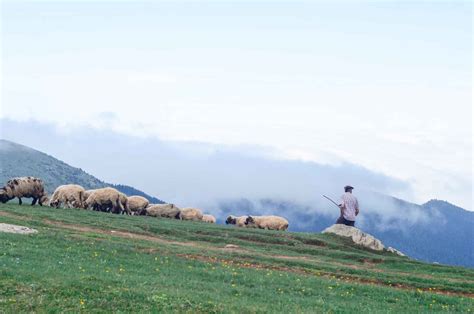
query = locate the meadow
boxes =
[0,203,473,313]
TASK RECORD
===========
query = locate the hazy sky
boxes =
[1,1,472,209]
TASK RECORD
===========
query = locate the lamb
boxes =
[84,187,131,215]
[127,195,149,215]
[49,184,86,208]
[145,204,181,219]
[225,215,248,227]
[202,214,216,223]
[180,207,203,221]
[0,176,48,206]
[244,215,289,231]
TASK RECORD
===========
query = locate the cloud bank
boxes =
[2,118,437,226]
[1,118,411,198]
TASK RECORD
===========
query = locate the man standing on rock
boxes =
[336,185,359,227]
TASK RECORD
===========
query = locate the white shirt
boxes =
[340,192,359,221]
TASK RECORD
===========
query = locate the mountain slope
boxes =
[0,203,473,312]
[1,139,472,268]
[218,197,474,268]
[0,139,164,204]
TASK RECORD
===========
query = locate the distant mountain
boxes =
[0,140,164,204]
[219,197,474,268]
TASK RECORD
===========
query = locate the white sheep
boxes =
[225,215,249,227]
[127,195,149,215]
[146,204,181,219]
[49,184,86,208]
[117,192,131,215]
[180,207,203,221]
[202,214,216,223]
[84,187,131,215]
[244,215,289,231]
[0,177,48,206]
[82,189,96,203]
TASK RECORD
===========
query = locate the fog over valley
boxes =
[1,119,434,224]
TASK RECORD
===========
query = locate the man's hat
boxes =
[344,185,354,191]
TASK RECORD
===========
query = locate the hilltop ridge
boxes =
[0,139,164,204]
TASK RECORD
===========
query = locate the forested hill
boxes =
[0,139,164,204]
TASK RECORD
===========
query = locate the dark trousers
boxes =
[336,216,355,227]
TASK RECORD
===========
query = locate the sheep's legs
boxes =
[31,198,38,205]
[18,197,22,205]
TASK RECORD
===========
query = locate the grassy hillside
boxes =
[0,204,473,312]
[0,139,164,203]
[219,197,474,268]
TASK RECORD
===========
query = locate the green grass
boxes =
[1,204,473,313]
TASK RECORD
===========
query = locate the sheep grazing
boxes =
[49,184,86,209]
[0,176,48,206]
[202,214,216,224]
[127,195,149,215]
[146,204,181,219]
[180,207,203,221]
[117,192,131,215]
[225,215,248,227]
[244,215,289,231]
[82,189,96,203]
[84,187,131,215]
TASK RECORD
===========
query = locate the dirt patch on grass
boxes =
[298,238,328,247]
[359,258,385,266]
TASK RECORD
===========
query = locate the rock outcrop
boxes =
[387,246,406,257]
[0,223,38,234]
[322,224,405,256]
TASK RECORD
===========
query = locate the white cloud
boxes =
[1,1,471,209]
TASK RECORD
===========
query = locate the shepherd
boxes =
[336,185,359,227]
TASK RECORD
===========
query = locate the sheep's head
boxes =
[0,187,12,203]
[245,216,256,226]
[49,198,60,207]
[225,215,236,225]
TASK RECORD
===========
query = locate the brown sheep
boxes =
[146,204,181,219]
[180,207,203,221]
[127,195,149,215]
[225,215,248,227]
[202,214,216,223]
[49,184,86,208]
[244,215,289,231]
[0,177,48,206]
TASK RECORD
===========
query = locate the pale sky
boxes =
[1,1,472,209]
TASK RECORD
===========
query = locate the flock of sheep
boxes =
[0,176,289,230]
